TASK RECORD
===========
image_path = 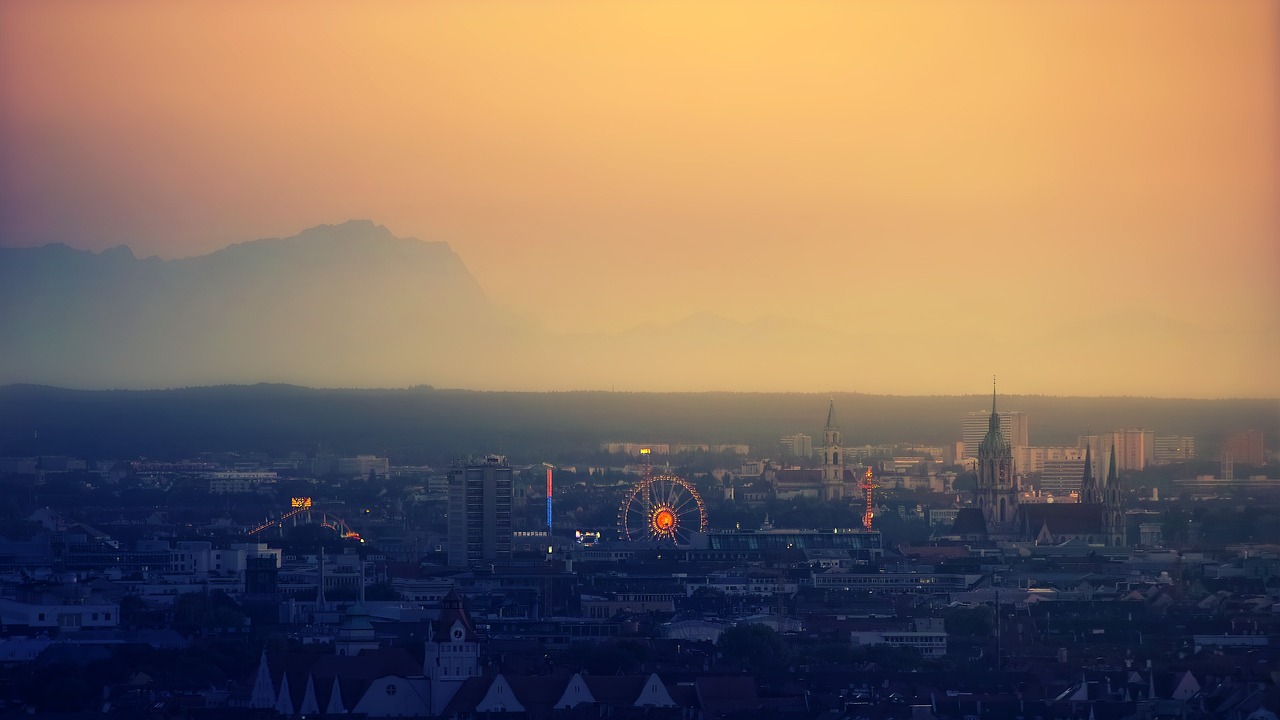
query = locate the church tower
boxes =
[425,590,481,715]
[1078,444,1101,504]
[1102,444,1127,546]
[976,382,1018,538]
[822,400,844,501]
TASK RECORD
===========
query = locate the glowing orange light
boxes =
[653,508,676,532]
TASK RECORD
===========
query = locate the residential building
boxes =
[779,433,813,459]
[336,455,389,478]
[1154,435,1196,464]
[447,455,513,568]
[962,409,1027,460]
[1014,446,1085,475]
[849,618,949,658]
[1225,430,1265,466]
[599,443,670,455]
[1040,458,1088,495]
[1079,429,1153,474]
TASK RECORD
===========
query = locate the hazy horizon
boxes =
[2,2,1277,398]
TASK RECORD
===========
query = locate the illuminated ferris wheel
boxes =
[617,475,709,544]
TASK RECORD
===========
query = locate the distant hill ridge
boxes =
[0,384,1274,463]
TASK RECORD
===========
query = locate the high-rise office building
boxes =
[447,455,513,567]
[962,410,1027,460]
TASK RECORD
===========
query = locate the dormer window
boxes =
[453,628,463,640]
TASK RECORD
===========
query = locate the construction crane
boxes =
[860,467,876,530]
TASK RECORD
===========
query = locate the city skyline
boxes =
[1,1,1277,397]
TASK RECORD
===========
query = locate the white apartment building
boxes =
[1079,429,1154,474]
[0,597,119,632]
[850,618,948,658]
[1014,446,1086,475]
[962,411,1027,460]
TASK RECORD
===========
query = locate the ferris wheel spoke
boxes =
[672,491,696,514]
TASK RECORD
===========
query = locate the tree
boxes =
[944,605,994,636]
[718,623,785,670]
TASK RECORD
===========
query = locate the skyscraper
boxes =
[447,455,513,567]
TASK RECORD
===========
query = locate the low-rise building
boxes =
[849,617,949,658]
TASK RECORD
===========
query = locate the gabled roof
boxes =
[441,676,492,715]
[554,673,595,709]
[475,674,526,713]
[504,675,570,710]
[584,675,648,704]
[951,508,988,537]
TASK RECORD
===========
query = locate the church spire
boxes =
[988,376,1001,435]
[1107,444,1119,487]
[825,399,837,429]
[980,380,1010,456]
[1080,444,1100,504]
[974,376,1016,536]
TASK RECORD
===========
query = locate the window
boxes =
[385,684,397,696]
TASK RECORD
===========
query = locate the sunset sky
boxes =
[1,1,1277,397]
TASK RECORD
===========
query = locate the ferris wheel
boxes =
[617,474,709,544]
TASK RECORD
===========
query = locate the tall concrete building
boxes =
[962,409,1027,461]
[1016,446,1086,476]
[1154,436,1196,465]
[447,455,513,568]
[779,433,813,460]
[1040,458,1089,496]
[1078,429,1153,475]
[1225,430,1266,466]
[1116,429,1154,472]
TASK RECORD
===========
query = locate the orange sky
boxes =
[1,1,1277,396]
